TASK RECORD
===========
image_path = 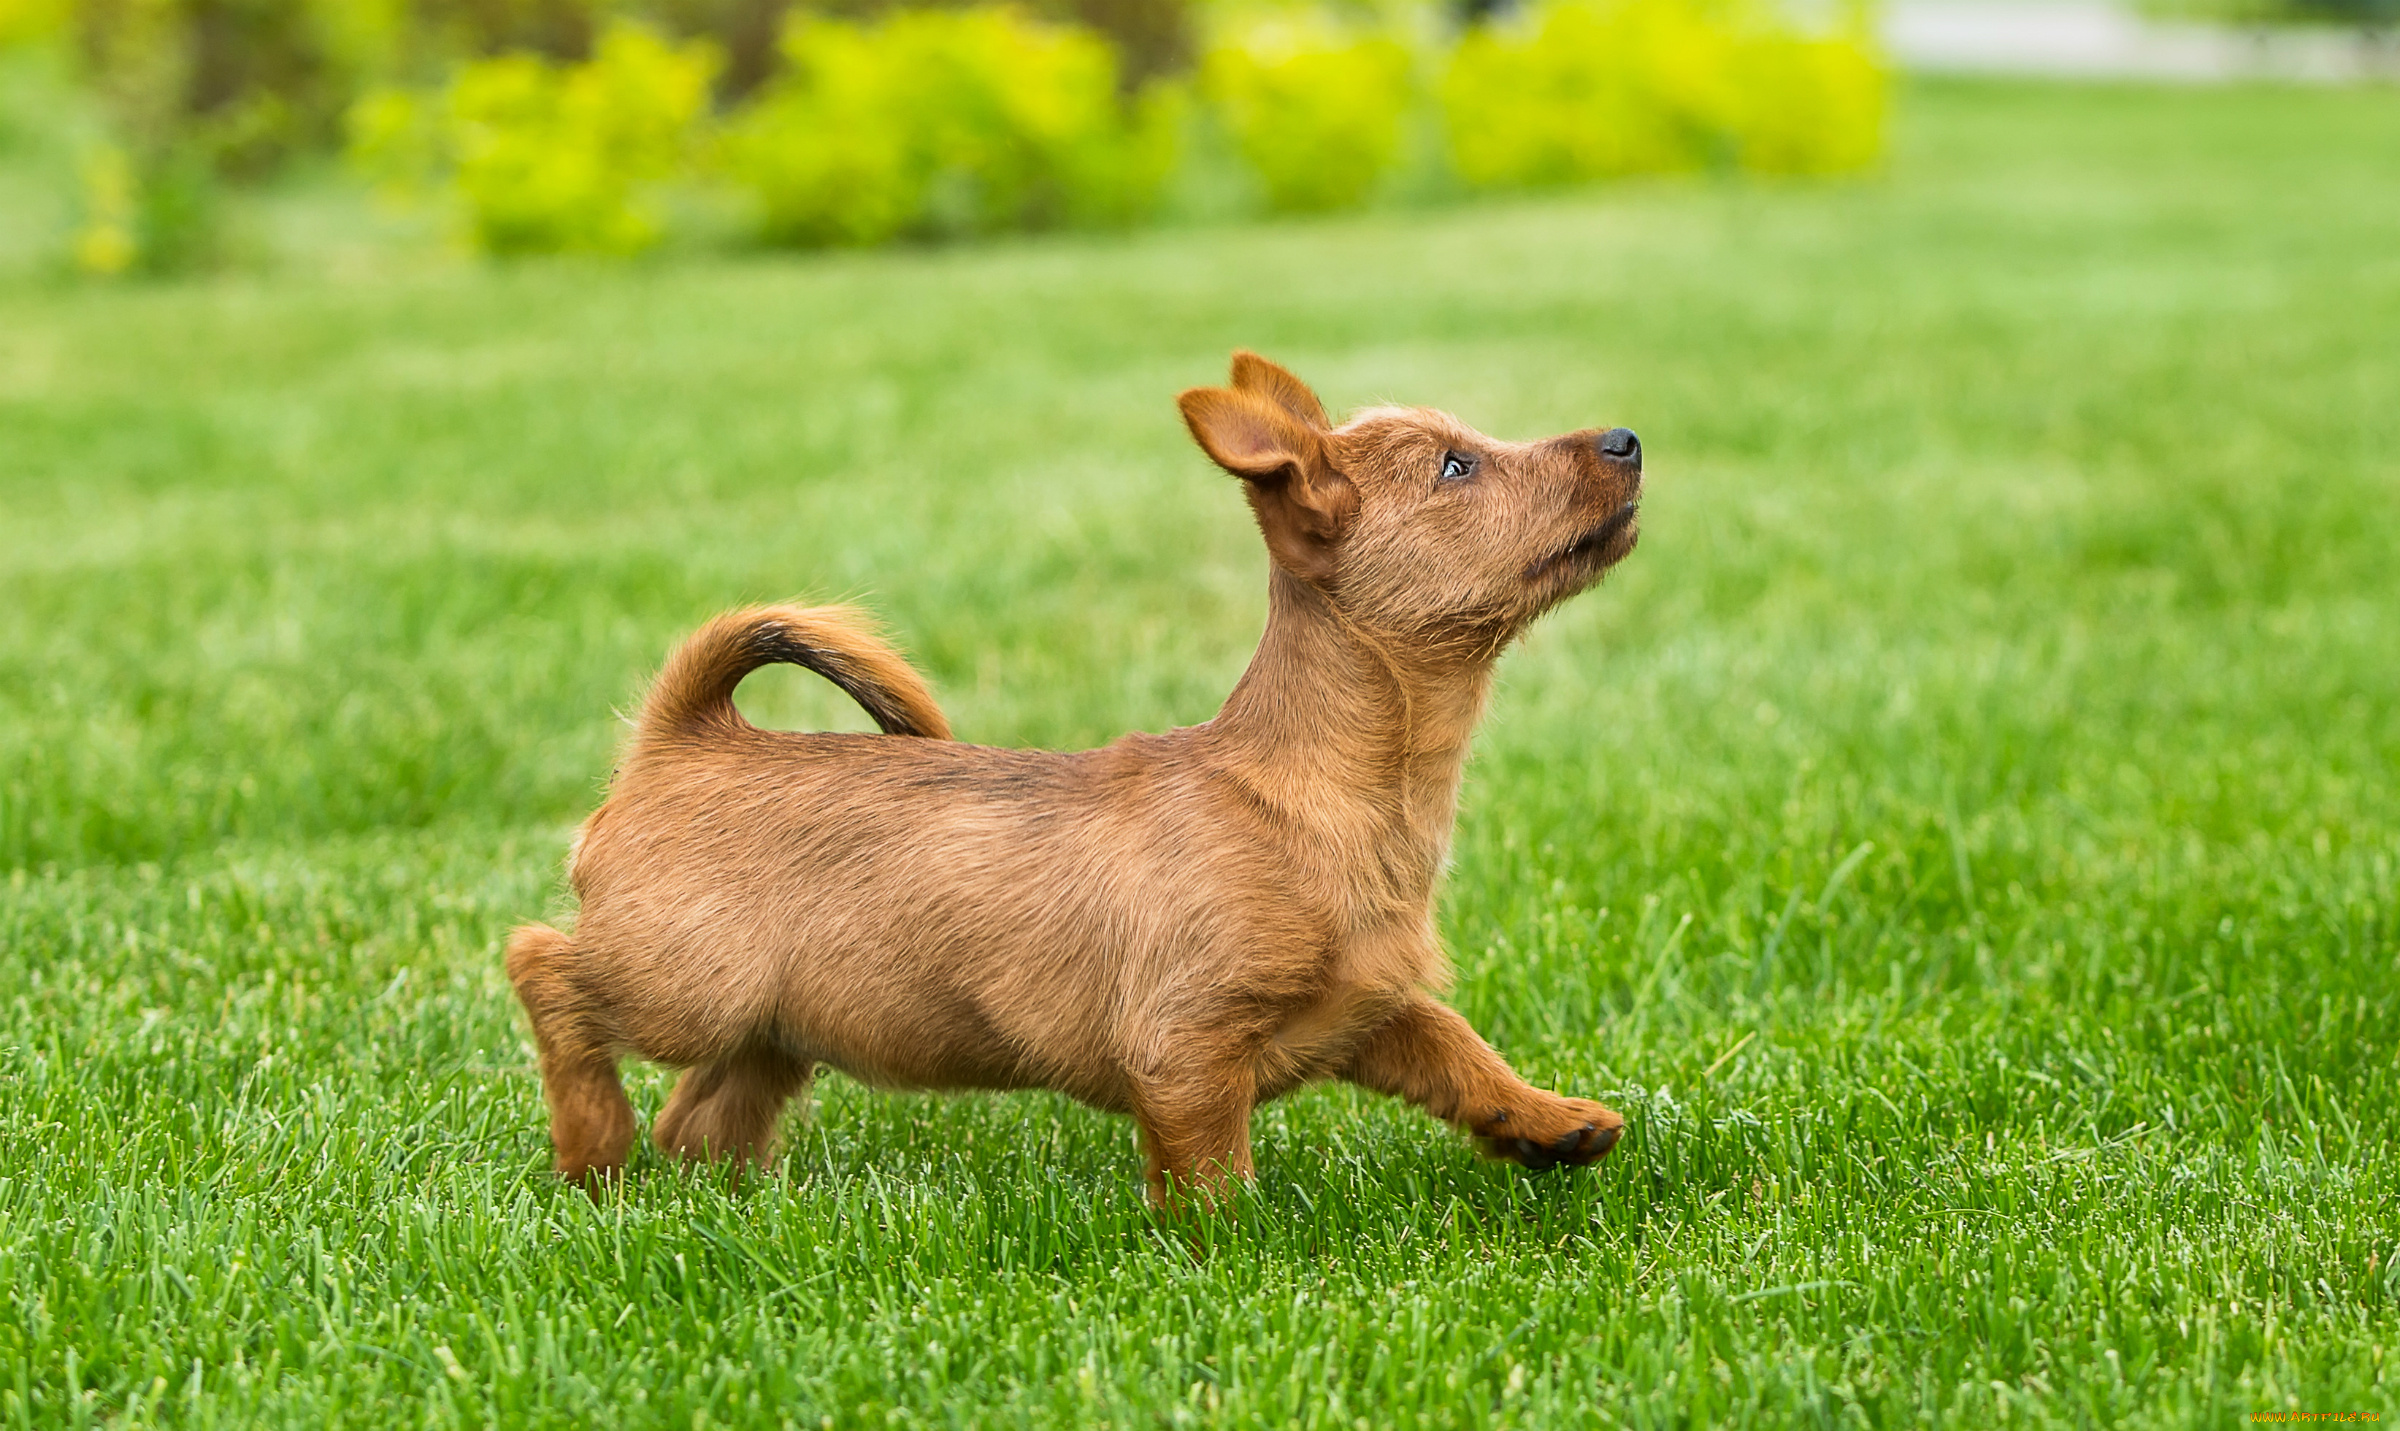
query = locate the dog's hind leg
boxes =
[653,1043,814,1169]
[1342,996,1623,1170]
[505,923,636,1186]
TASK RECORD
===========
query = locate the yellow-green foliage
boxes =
[330,0,1882,261]
[0,0,64,46]
[1721,28,1884,174]
[67,139,222,276]
[1442,0,1883,189]
[350,23,717,256]
[1202,23,1413,213]
[71,145,139,275]
[724,6,1181,248]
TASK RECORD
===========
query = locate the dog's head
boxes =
[1179,351,1642,643]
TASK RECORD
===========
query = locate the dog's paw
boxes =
[1475,1097,1625,1171]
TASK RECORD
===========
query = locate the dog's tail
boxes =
[638,604,951,741]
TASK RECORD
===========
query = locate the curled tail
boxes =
[639,604,951,741]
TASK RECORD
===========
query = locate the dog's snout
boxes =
[1595,428,1640,466]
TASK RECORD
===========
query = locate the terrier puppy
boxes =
[507,352,1643,1203]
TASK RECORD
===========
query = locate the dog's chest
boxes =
[1257,921,1440,1084]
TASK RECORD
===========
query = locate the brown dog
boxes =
[506,352,1643,1204]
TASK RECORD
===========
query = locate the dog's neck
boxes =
[1209,567,1498,911]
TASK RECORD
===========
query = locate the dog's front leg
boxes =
[1342,996,1623,1169]
[1131,1058,1257,1209]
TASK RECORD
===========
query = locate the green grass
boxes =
[3,79,2396,1428]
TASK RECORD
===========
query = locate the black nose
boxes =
[1596,428,1640,464]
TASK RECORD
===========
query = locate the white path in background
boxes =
[1884,0,2400,80]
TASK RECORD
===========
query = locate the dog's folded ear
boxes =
[1178,379,1356,584]
[1229,350,1329,431]
[1177,385,1315,481]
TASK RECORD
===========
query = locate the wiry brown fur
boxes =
[507,353,1645,1204]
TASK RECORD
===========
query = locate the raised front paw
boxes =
[1474,1096,1625,1171]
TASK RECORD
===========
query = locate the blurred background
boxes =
[2,0,2395,1423]
[6,0,1883,273]
[0,0,2387,274]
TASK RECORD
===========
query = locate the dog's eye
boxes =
[1439,451,1478,483]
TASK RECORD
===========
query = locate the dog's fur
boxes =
[507,353,1643,1203]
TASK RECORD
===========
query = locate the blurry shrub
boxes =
[412,0,599,62]
[71,137,220,272]
[714,0,1190,90]
[1201,22,1412,212]
[350,22,717,255]
[723,6,1179,246]
[70,0,365,177]
[1722,27,1883,174]
[1055,0,1190,82]
[70,143,139,272]
[0,0,66,45]
[36,0,1888,267]
[53,0,233,272]
[649,0,792,98]
[43,0,447,273]
[2289,0,2399,17]
[1444,0,1708,183]
[1442,0,1883,189]
[646,0,1192,105]
[2139,0,2398,22]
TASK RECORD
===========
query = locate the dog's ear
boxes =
[1178,384,1356,584]
[1229,350,1329,431]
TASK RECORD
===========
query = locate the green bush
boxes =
[1201,21,1413,213]
[69,137,220,273]
[1721,27,1883,174]
[49,0,252,273]
[2139,0,2399,23]
[723,6,1179,247]
[1441,0,1882,189]
[0,0,64,45]
[66,0,375,179]
[57,0,1889,266]
[350,22,718,255]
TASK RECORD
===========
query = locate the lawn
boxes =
[2,79,2396,1428]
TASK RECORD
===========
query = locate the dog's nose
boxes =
[1595,428,1640,466]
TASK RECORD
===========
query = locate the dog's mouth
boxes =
[1526,502,1641,586]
